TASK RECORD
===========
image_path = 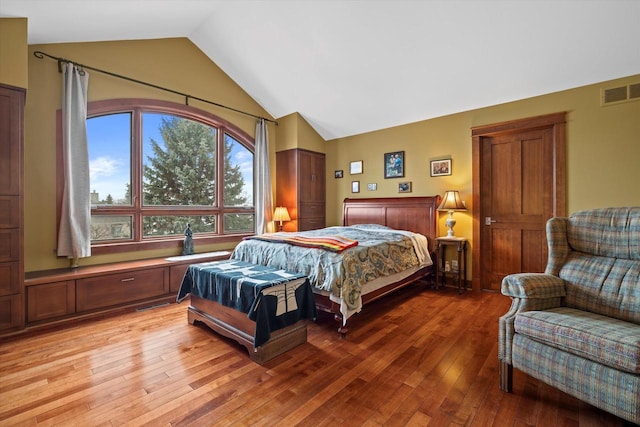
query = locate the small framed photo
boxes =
[430,158,452,177]
[334,170,343,179]
[350,160,363,175]
[384,151,405,178]
[398,182,412,193]
[351,180,360,193]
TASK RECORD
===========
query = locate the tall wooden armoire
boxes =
[276,148,325,231]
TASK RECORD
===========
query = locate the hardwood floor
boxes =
[0,283,633,426]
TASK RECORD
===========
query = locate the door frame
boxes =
[471,112,567,290]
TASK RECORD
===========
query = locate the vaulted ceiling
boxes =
[2,0,639,140]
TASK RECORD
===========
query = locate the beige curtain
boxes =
[254,119,273,234]
[57,63,91,261]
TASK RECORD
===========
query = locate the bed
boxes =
[231,196,441,336]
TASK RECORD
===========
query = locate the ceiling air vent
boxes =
[602,82,640,105]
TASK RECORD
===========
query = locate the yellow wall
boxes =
[275,112,325,154]
[275,113,298,152]
[326,74,640,279]
[23,38,275,271]
[296,114,326,154]
[0,18,28,88]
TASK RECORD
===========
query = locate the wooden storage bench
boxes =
[177,260,317,364]
[188,296,309,364]
[22,252,230,329]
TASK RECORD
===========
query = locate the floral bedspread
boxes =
[230,224,432,317]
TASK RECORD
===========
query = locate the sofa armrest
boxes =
[499,273,565,368]
[501,273,566,299]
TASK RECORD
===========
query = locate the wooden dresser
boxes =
[0,84,25,334]
[276,148,325,231]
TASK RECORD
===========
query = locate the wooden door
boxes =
[472,113,566,291]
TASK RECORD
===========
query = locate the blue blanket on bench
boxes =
[177,260,316,347]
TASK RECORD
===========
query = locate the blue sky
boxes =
[87,113,253,204]
[87,113,130,202]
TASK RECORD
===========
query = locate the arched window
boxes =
[59,99,255,255]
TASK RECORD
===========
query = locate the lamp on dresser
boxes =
[273,206,291,231]
[437,190,467,237]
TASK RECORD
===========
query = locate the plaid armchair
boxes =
[499,207,640,424]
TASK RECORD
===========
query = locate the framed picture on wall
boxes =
[430,158,452,177]
[384,151,404,178]
[350,160,363,175]
[334,170,343,178]
[398,182,412,193]
[351,181,360,193]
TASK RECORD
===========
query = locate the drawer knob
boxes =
[120,277,135,282]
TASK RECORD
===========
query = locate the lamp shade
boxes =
[273,206,291,222]
[437,190,466,211]
[438,191,466,237]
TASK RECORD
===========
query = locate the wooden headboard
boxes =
[342,196,441,252]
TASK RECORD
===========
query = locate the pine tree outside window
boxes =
[61,99,256,255]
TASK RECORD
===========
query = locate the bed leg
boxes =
[334,314,348,339]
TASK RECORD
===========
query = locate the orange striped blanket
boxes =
[245,233,358,253]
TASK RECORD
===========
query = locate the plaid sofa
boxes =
[498,207,640,424]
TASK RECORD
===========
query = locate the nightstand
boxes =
[435,236,468,293]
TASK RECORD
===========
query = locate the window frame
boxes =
[57,98,256,255]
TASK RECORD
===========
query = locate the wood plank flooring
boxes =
[0,283,633,426]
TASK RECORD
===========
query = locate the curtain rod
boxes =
[33,50,277,124]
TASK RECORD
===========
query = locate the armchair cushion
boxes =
[561,252,640,324]
[515,307,640,374]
